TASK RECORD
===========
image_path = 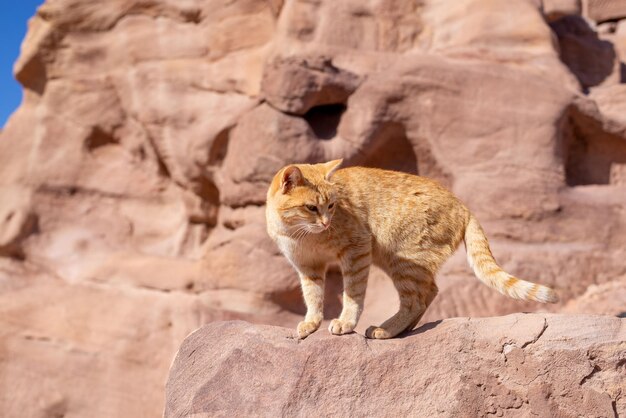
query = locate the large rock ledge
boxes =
[165,314,625,417]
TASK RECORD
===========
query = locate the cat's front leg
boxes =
[296,269,325,339]
[329,247,371,335]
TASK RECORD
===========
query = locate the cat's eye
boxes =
[306,205,318,212]
[328,202,335,209]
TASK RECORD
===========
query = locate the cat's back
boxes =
[332,166,453,203]
[332,166,469,249]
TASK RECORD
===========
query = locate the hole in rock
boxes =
[345,121,452,186]
[182,8,202,23]
[303,103,346,140]
[550,16,617,91]
[351,122,419,175]
[563,107,626,186]
[84,126,117,151]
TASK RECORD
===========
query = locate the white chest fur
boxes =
[275,234,331,270]
[276,235,297,261]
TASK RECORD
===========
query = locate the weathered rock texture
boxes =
[1,0,626,416]
[165,316,626,417]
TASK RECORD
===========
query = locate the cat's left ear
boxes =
[322,159,343,180]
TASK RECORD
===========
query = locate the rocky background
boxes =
[0,0,625,417]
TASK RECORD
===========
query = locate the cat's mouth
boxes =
[312,224,330,233]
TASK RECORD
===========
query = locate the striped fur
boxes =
[266,161,559,340]
[464,215,559,303]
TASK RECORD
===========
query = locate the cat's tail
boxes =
[464,214,559,303]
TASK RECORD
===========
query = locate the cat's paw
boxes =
[297,320,320,339]
[365,326,392,339]
[328,319,356,335]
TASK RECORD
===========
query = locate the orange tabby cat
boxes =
[266,160,558,339]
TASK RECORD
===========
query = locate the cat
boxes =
[265,159,558,339]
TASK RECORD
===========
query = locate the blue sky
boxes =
[1,1,43,128]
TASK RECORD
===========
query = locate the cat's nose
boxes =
[321,220,330,228]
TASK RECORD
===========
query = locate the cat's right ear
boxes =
[281,166,303,193]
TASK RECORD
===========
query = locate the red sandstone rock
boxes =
[165,316,626,417]
[585,0,626,22]
[1,0,625,416]
[542,0,582,21]
[563,276,626,315]
[261,55,361,114]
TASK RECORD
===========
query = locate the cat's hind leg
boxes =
[365,266,437,339]
[404,281,438,331]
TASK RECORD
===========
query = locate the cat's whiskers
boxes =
[290,224,311,241]
[289,226,305,240]
[296,228,309,241]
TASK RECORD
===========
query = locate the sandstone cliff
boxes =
[0,0,625,416]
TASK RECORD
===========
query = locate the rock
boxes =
[165,315,626,417]
[584,0,626,23]
[542,0,582,21]
[261,55,361,114]
[563,276,626,316]
[599,19,626,76]
[2,0,626,416]
[589,84,626,129]
[0,262,298,418]
[0,186,36,258]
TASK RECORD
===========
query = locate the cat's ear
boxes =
[281,166,303,193]
[322,159,343,180]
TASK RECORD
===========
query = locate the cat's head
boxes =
[266,159,343,236]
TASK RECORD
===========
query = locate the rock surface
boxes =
[1,0,626,417]
[165,316,626,417]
